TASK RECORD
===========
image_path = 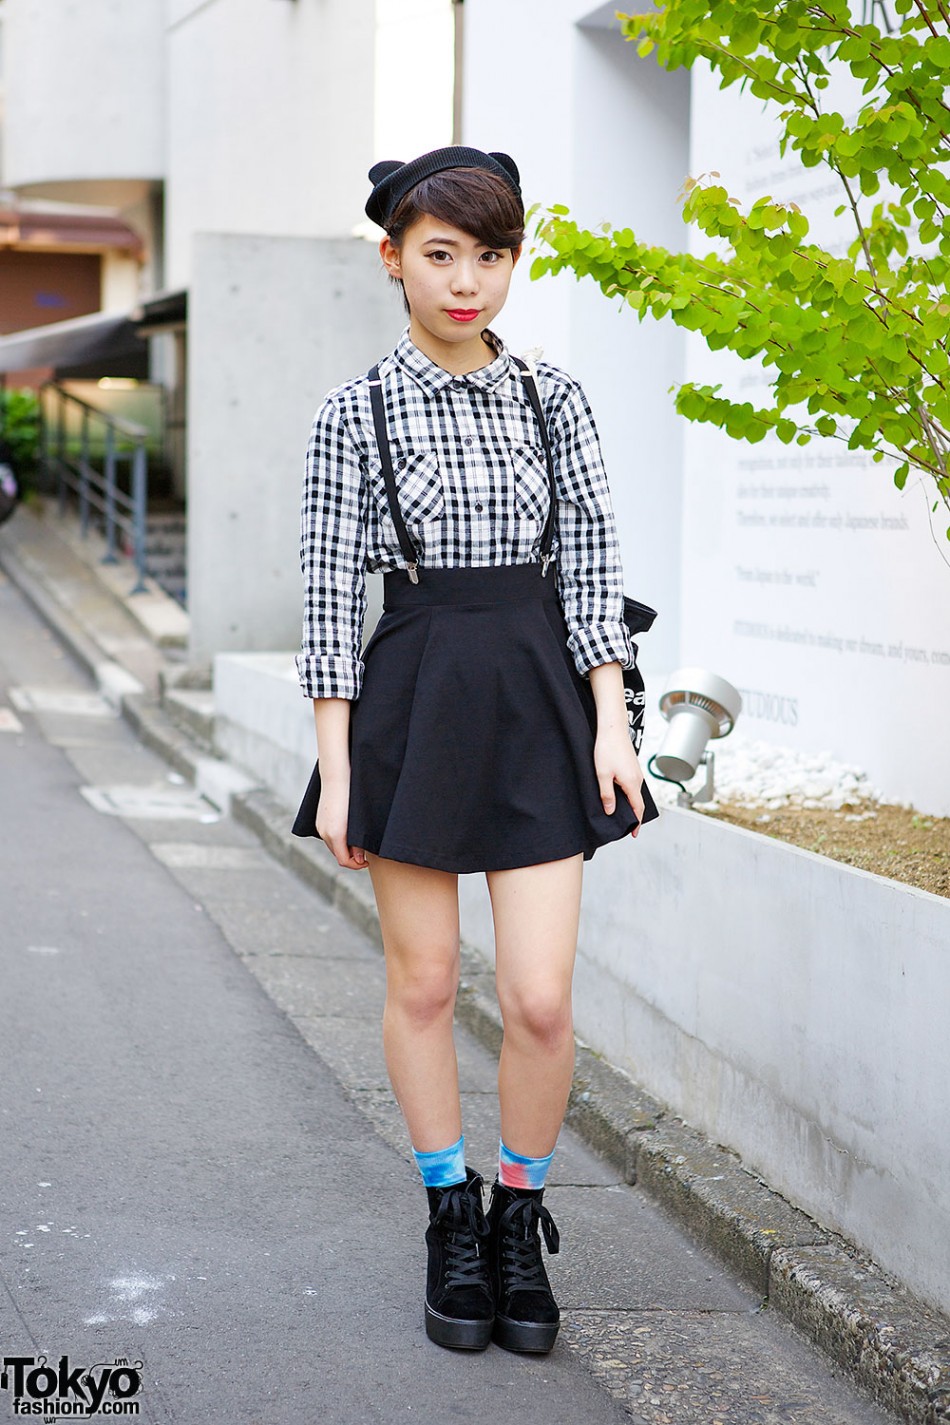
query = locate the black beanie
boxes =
[365,146,522,229]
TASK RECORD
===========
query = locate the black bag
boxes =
[620,596,657,754]
[514,359,657,754]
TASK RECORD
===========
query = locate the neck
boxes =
[408,320,497,375]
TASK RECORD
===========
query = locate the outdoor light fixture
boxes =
[651,668,742,807]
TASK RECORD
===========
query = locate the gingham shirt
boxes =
[297,329,634,700]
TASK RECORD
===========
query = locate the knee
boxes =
[388,956,459,1028]
[499,984,573,1050]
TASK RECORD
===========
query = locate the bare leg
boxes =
[367,854,462,1151]
[488,854,583,1157]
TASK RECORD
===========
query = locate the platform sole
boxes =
[492,1312,560,1354]
[424,1302,494,1351]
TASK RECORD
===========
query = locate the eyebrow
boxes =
[420,235,499,250]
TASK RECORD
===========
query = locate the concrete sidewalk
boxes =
[2,498,948,1425]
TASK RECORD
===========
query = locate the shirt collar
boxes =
[390,327,514,395]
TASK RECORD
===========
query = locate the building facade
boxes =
[0,0,454,654]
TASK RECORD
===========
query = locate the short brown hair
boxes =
[387,167,525,251]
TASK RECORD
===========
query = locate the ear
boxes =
[379,234,402,278]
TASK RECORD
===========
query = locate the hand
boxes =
[594,727,646,838]
[315,773,367,870]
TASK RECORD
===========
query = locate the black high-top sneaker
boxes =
[423,1167,494,1350]
[487,1180,561,1354]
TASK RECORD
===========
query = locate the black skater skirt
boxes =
[292,562,658,873]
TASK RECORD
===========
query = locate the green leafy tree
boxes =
[531,0,950,541]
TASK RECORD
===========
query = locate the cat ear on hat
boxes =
[489,152,521,188]
[368,159,404,184]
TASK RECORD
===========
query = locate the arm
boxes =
[589,663,645,835]
[296,397,368,703]
[549,381,635,679]
[549,378,645,833]
[313,698,366,869]
[296,396,369,868]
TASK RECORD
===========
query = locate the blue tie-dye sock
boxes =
[413,1134,466,1188]
[498,1139,555,1191]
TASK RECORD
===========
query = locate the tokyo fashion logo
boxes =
[1,1356,142,1417]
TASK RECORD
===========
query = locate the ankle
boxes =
[413,1133,466,1190]
[497,1139,555,1192]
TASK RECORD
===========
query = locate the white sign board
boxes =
[681,65,950,815]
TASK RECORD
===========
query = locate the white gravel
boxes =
[640,721,881,813]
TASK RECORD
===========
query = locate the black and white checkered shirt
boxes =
[297,329,634,700]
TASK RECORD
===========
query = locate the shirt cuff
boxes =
[567,622,635,679]
[295,652,363,701]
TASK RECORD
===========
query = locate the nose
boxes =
[451,258,478,295]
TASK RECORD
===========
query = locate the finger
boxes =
[598,771,616,816]
[328,836,367,871]
[621,778,646,824]
[618,779,645,838]
[322,832,352,868]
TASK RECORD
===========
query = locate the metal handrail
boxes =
[40,382,150,594]
[46,386,149,441]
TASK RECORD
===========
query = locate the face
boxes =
[380,215,521,363]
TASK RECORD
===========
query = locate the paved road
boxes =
[0,568,895,1425]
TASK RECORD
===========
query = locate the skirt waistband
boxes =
[383,562,558,609]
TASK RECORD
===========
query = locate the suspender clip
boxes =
[407,562,420,585]
[541,554,553,577]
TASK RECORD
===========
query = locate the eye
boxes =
[426,249,452,263]
[480,250,502,264]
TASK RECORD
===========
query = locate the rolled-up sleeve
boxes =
[553,382,634,677]
[296,397,367,700]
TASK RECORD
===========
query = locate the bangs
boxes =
[388,168,525,249]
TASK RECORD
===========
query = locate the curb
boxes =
[0,525,134,697]
[2,528,948,1425]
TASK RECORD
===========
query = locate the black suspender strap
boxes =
[368,365,419,583]
[512,356,557,575]
[368,358,557,584]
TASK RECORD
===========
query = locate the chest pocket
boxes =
[369,449,445,534]
[512,445,552,524]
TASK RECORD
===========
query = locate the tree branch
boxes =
[910,0,941,39]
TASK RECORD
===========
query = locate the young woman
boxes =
[295,146,657,1356]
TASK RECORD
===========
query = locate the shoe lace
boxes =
[434,1186,491,1291]
[497,1197,560,1292]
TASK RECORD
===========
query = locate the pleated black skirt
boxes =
[292,562,658,872]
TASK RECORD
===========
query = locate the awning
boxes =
[0,309,148,379]
[0,203,144,256]
[133,288,187,333]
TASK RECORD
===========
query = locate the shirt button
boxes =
[464,438,474,447]
[475,502,484,512]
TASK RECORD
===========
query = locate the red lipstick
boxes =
[446,309,480,322]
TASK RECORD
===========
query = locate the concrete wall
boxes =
[214,653,315,811]
[187,232,402,663]
[374,0,454,162]
[458,812,950,1318]
[165,0,376,288]
[462,0,690,673]
[2,0,164,198]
